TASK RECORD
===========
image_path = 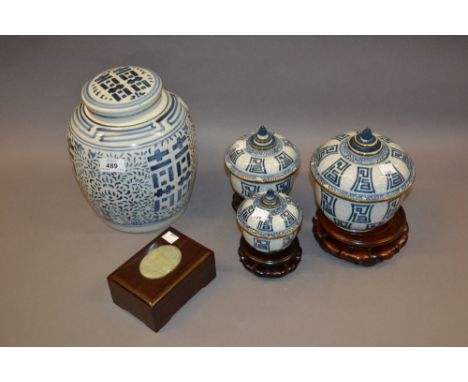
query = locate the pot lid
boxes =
[225,126,301,183]
[81,66,163,119]
[310,129,416,202]
[237,190,302,239]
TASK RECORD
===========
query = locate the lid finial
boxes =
[249,125,276,150]
[258,125,268,137]
[360,128,374,141]
[348,127,382,156]
[260,189,279,207]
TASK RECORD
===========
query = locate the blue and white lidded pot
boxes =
[224,126,301,198]
[67,66,197,233]
[237,190,303,253]
[310,128,415,232]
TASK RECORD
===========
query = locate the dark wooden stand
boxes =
[312,207,409,266]
[232,193,244,211]
[238,237,302,278]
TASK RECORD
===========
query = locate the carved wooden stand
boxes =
[238,237,302,278]
[312,207,409,266]
[232,192,244,211]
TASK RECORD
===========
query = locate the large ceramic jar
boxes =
[310,128,415,232]
[224,126,300,198]
[237,190,302,253]
[67,66,197,233]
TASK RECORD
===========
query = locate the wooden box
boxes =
[107,227,216,332]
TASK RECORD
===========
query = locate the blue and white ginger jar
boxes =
[224,126,300,198]
[310,128,415,232]
[67,66,197,233]
[237,190,303,253]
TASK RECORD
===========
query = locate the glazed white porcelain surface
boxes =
[237,190,302,253]
[67,66,197,233]
[225,126,300,198]
[310,129,415,232]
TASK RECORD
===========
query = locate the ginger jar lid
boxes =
[237,190,302,239]
[81,66,163,119]
[224,126,301,183]
[310,129,416,202]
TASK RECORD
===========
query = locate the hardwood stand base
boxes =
[238,237,302,278]
[232,192,245,211]
[312,207,409,266]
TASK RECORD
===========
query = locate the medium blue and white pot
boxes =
[224,126,301,198]
[310,129,415,232]
[237,190,303,253]
[67,66,197,233]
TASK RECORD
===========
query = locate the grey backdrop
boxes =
[1,36,467,346]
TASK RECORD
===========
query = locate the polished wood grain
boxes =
[312,207,409,266]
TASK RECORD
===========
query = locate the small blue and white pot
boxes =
[237,190,303,253]
[67,66,197,233]
[310,129,415,232]
[224,126,301,198]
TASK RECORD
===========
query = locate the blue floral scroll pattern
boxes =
[68,117,195,227]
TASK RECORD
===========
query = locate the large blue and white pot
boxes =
[67,66,197,233]
[310,129,415,232]
[225,126,301,198]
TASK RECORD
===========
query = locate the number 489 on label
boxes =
[99,158,126,173]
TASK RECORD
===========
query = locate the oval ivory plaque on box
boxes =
[139,245,182,279]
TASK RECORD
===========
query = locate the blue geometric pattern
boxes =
[274,152,294,170]
[241,181,260,197]
[93,66,152,102]
[257,216,273,232]
[349,203,374,224]
[282,235,294,247]
[322,158,351,187]
[351,167,375,193]
[229,149,244,165]
[383,198,400,220]
[334,134,349,141]
[253,238,270,251]
[391,147,413,170]
[333,218,352,230]
[245,157,267,174]
[241,205,255,222]
[379,136,393,143]
[385,166,405,190]
[339,137,390,165]
[280,210,296,228]
[275,178,291,193]
[315,145,338,165]
[320,189,337,217]
[147,136,191,212]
